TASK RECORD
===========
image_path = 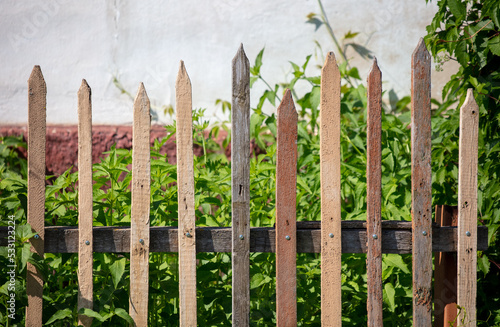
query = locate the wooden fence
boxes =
[2,39,488,326]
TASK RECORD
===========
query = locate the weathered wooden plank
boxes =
[0,223,488,254]
[129,83,151,326]
[457,89,479,326]
[320,51,342,325]
[176,61,197,326]
[276,90,298,326]
[77,79,93,327]
[231,44,251,327]
[434,205,457,327]
[26,65,46,327]
[411,38,433,326]
[366,58,383,327]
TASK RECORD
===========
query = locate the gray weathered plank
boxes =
[276,90,298,326]
[26,65,46,327]
[457,89,479,326]
[320,51,342,325]
[231,44,251,327]
[411,38,433,326]
[366,58,383,327]
[176,61,198,326]
[0,223,488,254]
[129,83,151,326]
[77,79,93,327]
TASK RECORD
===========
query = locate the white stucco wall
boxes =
[0,0,456,125]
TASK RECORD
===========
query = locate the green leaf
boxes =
[109,257,126,289]
[455,40,469,66]
[447,0,466,20]
[384,283,396,312]
[78,308,108,322]
[45,308,72,325]
[478,254,490,275]
[488,35,500,56]
[114,308,134,324]
[383,254,410,274]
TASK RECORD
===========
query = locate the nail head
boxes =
[85,240,90,245]
[285,235,291,240]
[466,231,471,237]
[186,232,192,238]
[239,234,244,240]
[34,235,39,239]
[139,238,144,244]
[329,233,334,238]
[422,231,427,236]
[372,234,378,239]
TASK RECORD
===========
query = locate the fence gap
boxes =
[434,205,458,327]
[457,89,479,326]
[176,61,198,326]
[366,58,383,326]
[276,89,298,326]
[231,44,251,326]
[26,65,46,327]
[320,51,342,325]
[77,79,93,327]
[129,83,151,326]
[411,38,433,326]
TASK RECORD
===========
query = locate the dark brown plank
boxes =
[2,223,487,254]
[434,205,457,327]
[366,58,383,327]
[411,38,433,326]
[276,90,298,326]
[231,44,251,327]
[26,65,46,327]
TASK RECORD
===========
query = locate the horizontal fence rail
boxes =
[7,39,483,326]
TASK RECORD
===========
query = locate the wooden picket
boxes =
[411,38,433,326]
[176,61,198,326]
[275,89,298,326]
[15,40,485,326]
[366,58,383,326]
[457,89,479,326]
[77,79,93,327]
[129,83,151,326]
[231,44,251,326]
[26,65,46,327]
[320,51,342,326]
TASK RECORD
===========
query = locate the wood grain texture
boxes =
[366,59,383,327]
[0,223,488,254]
[434,205,458,327]
[320,51,342,326]
[176,61,197,327]
[77,79,93,327]
[129,83,151,326]
[457,89,479,326]
[276,90,298,326]
[231,44,251,327]
[411,38,433,326]
[26,65,46,327]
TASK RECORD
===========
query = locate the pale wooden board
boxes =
[276,90,298,326]
[320,51,342,325]
[366,59,383,327]
[176,61,198,326]
[26,65,46,327]
[457,89,479,326]
[77,80,94,327]
[411,38,433,326]
[231,44,251,327]
[2,223,489,254]
[129,83,151,326]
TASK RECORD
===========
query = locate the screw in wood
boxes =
[329,233,334,238]
[239,234,244,240]
[139,238,144,244]
[85,240,90,245]
[372,234,378,239]
[466,231,471,237]
[286,235,291,240]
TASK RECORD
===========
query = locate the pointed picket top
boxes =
[28,65,46,86]
[412,38,431,63]
[368,58,381,81]
[322,51,339,75]
[176,60,192,91]
[232,44,250,93]
[134,82,150,113]
[277,89,298,123]
[462,88,479,115]
[79,79,90,92]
